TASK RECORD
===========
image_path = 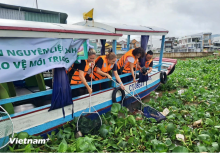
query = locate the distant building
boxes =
[130,39,140,49]
[212,35,220,50]
[0,3,67,23]
[118,40,127,51]
[116,43,122,51]
[165,37,177,52]
[177,32,212,52]
[153,48,161,53]
[160,37,178,52]
[147,44,153,51]
[212,37,220,50]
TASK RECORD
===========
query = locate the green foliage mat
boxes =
[8,56,220,152]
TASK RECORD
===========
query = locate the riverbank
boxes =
[115,51,214,59]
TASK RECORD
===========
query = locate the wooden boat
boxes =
[0,18,176,138]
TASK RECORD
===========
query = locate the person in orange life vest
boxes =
[92,52,125,91]
[139,50,154,75]
[68,49,96,97]
[117,47,145,83]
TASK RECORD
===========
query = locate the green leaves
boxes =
[158,123,166,133]
[166,123,175,134]
[148,126,157,133]
[211,142,219,151]
[111,103,121,115]
[63,127,72,134]
[76,136,96,152]
[198,134,210,141]
[172,146,189,152]
[165,138,172,146]
[205,118,214,126]
[118,141,127,148]
[127,115,136,126]
[24,144,32,152]
[99,125,109,138]
[99,128,108,138]
[127,137,134,144]
[58,139,68,152]
[198,134,212,145]
[151,139,168,152]
[56,129,65,139]
[154,143,168,152]
[114,125,123,135]
[197,145,207,152]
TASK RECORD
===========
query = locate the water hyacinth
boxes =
[7,56,220,152]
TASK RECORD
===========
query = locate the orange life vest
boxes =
[145,59,152,68]
[117,49,138,73]
[68,60,91,84]
[91,55,114,80]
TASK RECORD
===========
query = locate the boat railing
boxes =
[0,71,139,112]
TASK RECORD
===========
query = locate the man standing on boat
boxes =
[117,47,145,83]
[67,49,96,97]
[91,51,125,91]
[139,50,153,75]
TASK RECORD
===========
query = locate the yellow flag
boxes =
[83,8,94,20]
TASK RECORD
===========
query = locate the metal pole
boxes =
[158,35,165,71]
[89,67,93,112]
[151,35,153,50]
[113,40,117,54]
[36,0,38,9]
[127,35,130,51]
[112,40,117,87]
[52,69,54,88]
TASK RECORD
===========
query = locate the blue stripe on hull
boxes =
[22,80,161,136]
[123,82,160,107]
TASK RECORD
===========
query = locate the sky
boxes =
[0,0,220,48]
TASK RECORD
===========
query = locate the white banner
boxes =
[0,38,86,83]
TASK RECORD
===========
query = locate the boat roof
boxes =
[0,19,122,39]
[74,21,169,36]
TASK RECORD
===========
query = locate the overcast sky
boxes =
[0,0,220,48]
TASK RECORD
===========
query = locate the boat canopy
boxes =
[74,21,169,36]
[0,19,122,39]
